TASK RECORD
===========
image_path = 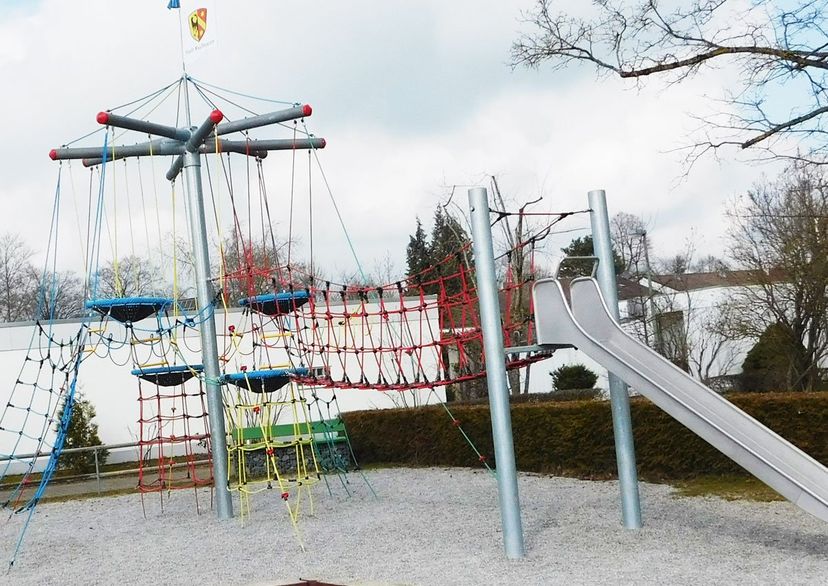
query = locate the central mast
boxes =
[180,73,233,518]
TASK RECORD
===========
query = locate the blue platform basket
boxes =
[223,367,309,393]
[86,296,173,323]
[238,291,309,316]
[131,364,204,387]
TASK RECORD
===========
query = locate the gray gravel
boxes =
[2,467,826,585]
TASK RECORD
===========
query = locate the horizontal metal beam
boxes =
[503,343,570,355]
[53,136,322,168]
[166,154,185,181]
[215,104,312,137]
[96,111,190,141]
[186,110,223,152]
[51,138,183,162]
[211,137,326,154]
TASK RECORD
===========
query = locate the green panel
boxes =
[233,418,347,443]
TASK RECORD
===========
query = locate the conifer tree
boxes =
[405,217,430,292]
[55,393,108,474]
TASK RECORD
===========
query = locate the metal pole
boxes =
[93,447,101,495]
[182,148,233,519]
[468,187,525,559]
[641,232,656,340]
[588,189,642,529]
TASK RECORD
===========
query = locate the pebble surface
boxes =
[1,467,826,585]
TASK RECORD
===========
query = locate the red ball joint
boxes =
[210,109,224,123]
[265,447,274,456]
[49,149,58,161]
[240,365,248,372]
[452,419,461,427]
[479,455,487,463]
[96,111,110,125]
[302,104,312,117]
[281,492,289,501]
[228,325,235,333]
[252,406,261,414]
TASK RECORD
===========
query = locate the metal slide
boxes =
[532,277,828,522]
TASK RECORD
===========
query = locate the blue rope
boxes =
[33,167,62,327]
[46,171,63,323]
[88,132,110,302]
[186,75,297,106]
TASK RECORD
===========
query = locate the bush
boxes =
[342,392,828,480]
[551,364,598,391]
[547,388,603,402]
[740,323,808,391]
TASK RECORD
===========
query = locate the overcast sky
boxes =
[0,0,785,282]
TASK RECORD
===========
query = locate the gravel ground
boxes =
[1,467,826,585]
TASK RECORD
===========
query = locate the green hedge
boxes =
[342,392,828,480]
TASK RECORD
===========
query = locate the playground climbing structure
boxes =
[0,76,579,565]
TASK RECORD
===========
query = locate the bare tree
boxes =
[0,233,87,322]
[490,177,546,395]
[626,232,740,380]
[611,212,649,276]
[94,255,167,299]
[693,254,730,273]
[0,233,40,322]
[650,283,739,385]
[370,252,398,287]
[661,254,690,275]
[33,270,85,320]
[512,0,828,164]
[722,162,828,390]
[655,231,701,275]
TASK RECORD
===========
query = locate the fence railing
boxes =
[0,435,209,495]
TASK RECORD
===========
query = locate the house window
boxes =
[655,310,689,371]
[627,298,646,319]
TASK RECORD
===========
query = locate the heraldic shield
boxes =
[189,8,207,42]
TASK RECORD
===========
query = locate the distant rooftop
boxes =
[651,269,787,292]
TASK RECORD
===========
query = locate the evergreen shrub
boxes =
[342,392,827,480]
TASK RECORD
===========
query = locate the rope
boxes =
[302,123,367,283]
[187,75,298,106]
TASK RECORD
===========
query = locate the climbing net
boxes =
[0,323,84,514]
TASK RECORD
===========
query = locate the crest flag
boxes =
[174,1,217,66]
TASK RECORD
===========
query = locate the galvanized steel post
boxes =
[588,189,642,529]
[468,186,526,558]
[182,148,233,520]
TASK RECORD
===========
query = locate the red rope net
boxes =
[217,222,553,394]
[137,378,213,495]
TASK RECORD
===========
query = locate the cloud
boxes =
[0,0,782,285]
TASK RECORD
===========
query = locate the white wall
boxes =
[0,297,444,473]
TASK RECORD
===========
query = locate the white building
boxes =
[545,271,775,393]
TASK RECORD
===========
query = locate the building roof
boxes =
[651,269,787,292]
[616,276,654,301]
[557,276,654,301]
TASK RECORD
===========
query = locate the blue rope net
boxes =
[0,321,88,567]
